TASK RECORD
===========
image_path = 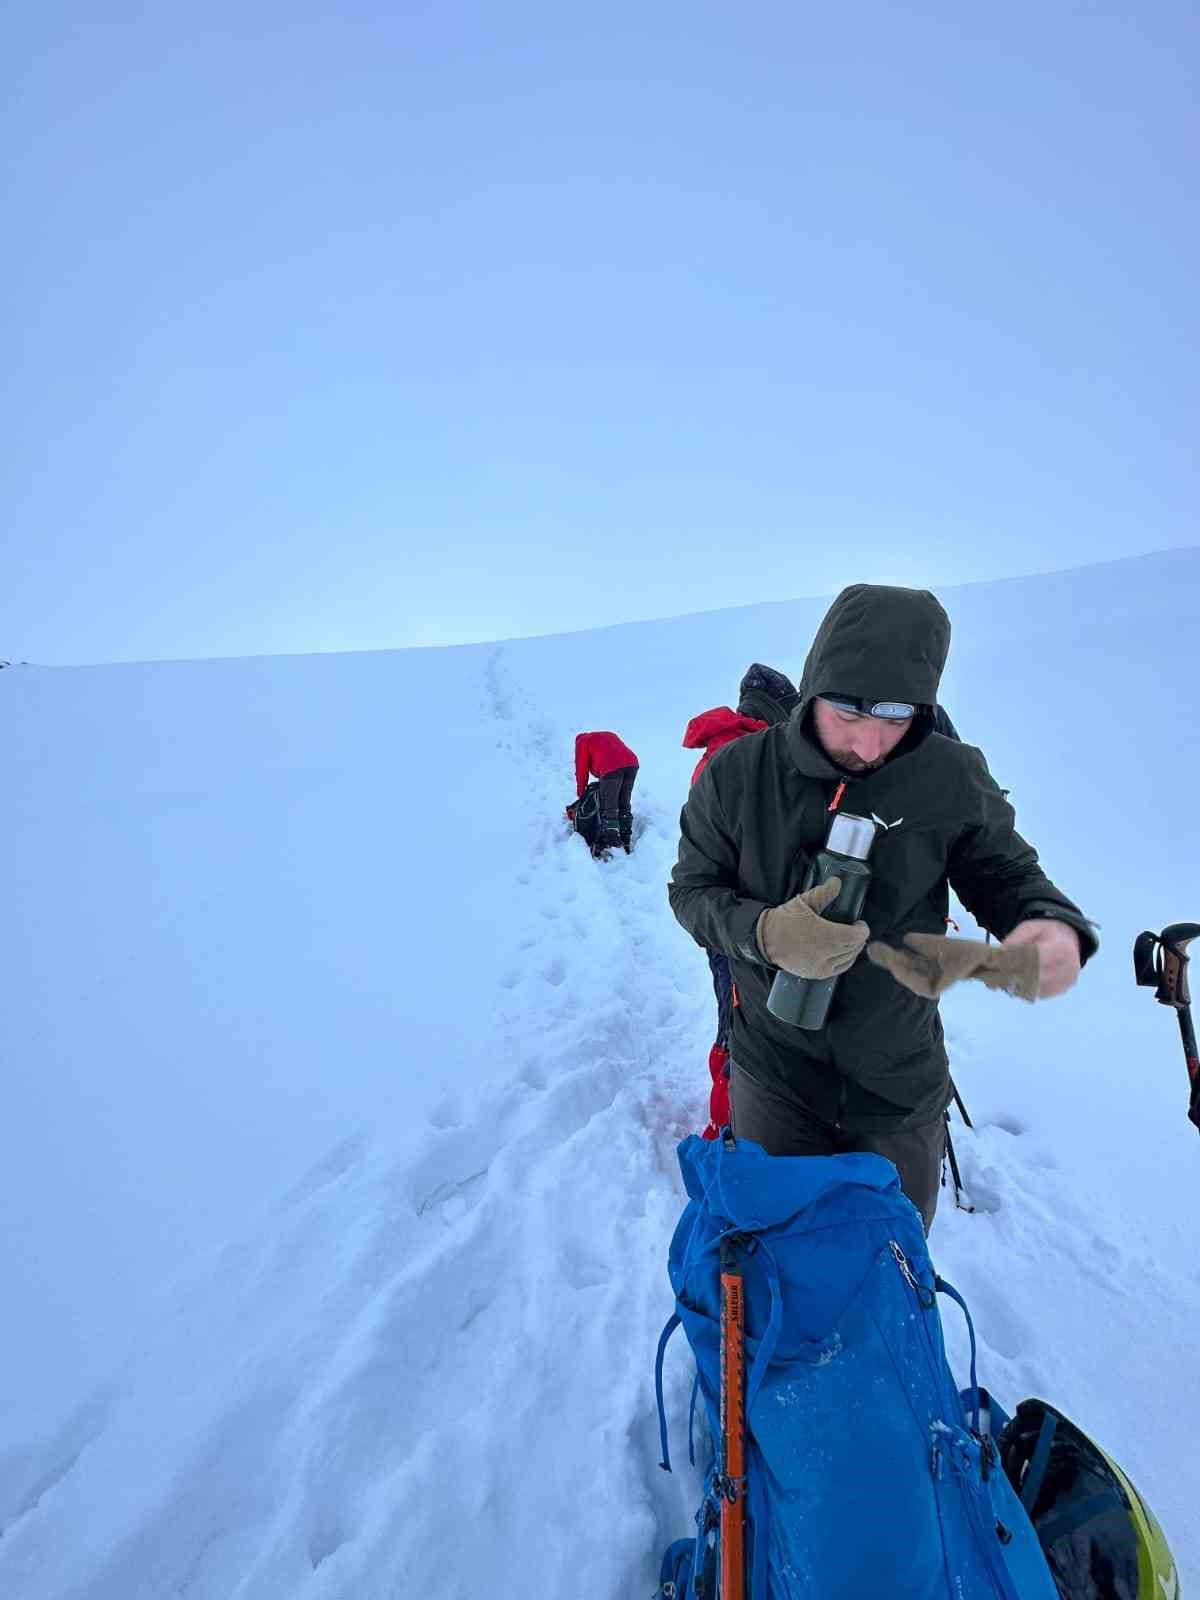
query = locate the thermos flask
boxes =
[766,812,878,1030]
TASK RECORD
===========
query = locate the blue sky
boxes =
[4,0,1197,664]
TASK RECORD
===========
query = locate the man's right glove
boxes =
[866,933,1039,1002]
[756,876,869,979]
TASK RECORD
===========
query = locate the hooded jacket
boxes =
[668,586,1096,1133]
[683,708,769,787]
[683,665,798,787]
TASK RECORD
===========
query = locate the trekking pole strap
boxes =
[1134,923,1200,1008]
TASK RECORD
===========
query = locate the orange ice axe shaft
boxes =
[720,1236,746,1600]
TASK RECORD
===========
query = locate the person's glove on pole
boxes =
[756,877,869,979]
[867,934,1039,1002]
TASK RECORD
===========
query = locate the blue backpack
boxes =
[654,1134,1059,1599]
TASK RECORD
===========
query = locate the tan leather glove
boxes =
[756,877,869,979]
[866,934,1039,1002]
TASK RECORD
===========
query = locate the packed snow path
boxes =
[0,655,715,1597]
[1,555,1197,1595]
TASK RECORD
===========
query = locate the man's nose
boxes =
[852,723,886,761]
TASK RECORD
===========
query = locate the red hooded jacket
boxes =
[575,731,639,796]
[682,707,768,786]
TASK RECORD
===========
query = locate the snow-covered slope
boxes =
[1,550,1197,1596]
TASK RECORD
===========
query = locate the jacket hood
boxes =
[683,707,768,751]
[784,586,951,780]
[796,585,951,716]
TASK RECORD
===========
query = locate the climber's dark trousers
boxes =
[730,1061,946,1232]
[597,765,637,844]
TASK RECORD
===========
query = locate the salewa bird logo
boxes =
[871,813,904,831]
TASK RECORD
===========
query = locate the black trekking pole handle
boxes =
[1134,923,1200,1134]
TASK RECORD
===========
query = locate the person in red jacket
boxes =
[683,665,799,1137]
[575,731,639,856]
[683,707,769,786]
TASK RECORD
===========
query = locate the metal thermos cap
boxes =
[826,813,877,861]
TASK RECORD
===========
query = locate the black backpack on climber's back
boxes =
[565,782,602,849]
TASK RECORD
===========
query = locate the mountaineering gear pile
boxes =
[654,1135,1060,1599]
[564,781,602,851]
[1134,921,1200,1133]
[998,1400,1180,1600]
[669,584,1097,1135]
[755,876,868,981]
[869,932,1041,1003]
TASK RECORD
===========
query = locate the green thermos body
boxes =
[765,813,878,1030]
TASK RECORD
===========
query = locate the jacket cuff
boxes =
[1016,902,1100,965]
[727,898,774,967]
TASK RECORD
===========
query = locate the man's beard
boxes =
[827,748,886,772]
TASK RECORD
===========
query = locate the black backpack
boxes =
[565,781,602,848]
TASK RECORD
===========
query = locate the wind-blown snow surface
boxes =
[1,550,1198,1597]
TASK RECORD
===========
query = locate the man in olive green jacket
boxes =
[668,585,1096,1228]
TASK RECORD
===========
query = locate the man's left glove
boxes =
[867,933,1039,1002]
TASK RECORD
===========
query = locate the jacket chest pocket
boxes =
[868,829,952,931]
